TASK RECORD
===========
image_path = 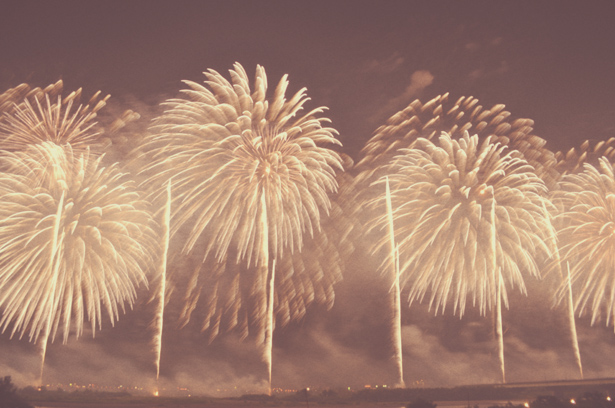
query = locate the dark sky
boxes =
[1,0,615,396]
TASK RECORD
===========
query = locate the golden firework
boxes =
[0,142,158,344]
[553,158,615,327]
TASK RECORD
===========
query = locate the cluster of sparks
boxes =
[0,66,615,391]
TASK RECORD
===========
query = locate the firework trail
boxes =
[137,63,344,393]
[542,194,584,379]
[153,181,171,386]
[385,177,404,388]
[566,262,583,378]
[365,132,551,383]
[553,158,615,331]
[0,143,157,384]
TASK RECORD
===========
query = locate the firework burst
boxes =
[366,132,552,382]
[553,158,615,328]
[555,138,615,176]
[0,84,110,154]
[355,93,558,188]
[138,63,345,393]
[0,81,140,159]
[0,142,157,345]
[0,81,63,117]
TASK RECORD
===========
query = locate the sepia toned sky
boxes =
[1,0,615,396]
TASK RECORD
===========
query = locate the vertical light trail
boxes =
[265,258,276,397]
[154,180,171,388]
[259,191,274,396]
[544,200,583,379]
[385,177,405,388]
[496,274,505,384]
[490,188,505,384]
[39,190,65,386]
[566,261,583,378]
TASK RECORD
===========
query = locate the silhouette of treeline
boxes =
[0,376,33,408]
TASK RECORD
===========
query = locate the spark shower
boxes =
[0,63,613,394]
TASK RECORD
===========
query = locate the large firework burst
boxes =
[0,142,158,344]
[366,132,552,382]
[141,64,343,264]
[370,132,550,315]
[553,158,615,328]
[138,63,345,392]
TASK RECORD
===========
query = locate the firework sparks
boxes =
[553,158,615,329]
[365,132,552,383]
[0,84,110,154]
[0,81,140,160]
[355,94,558,188]
[555,138,615,176]
[0,81,63,117]
[138,63,345,394]
[0,143,158,383]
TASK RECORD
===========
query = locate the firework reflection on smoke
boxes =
[365,132,552,383]
[0,142,158,384]
[553,158,615,329]
[138,63,345,394]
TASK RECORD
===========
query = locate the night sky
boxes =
[1,0,615,396]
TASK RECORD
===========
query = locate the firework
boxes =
[0,81,63,116]
[365,132,551,383]
[554,138,615,176]
[138,63,345,394]
[355,94,558,188]
[153,181,171,383]
[0,81,140,160]
[385,177,404,388]
[0,83,110,154]
[553,158,615,328]
[0,142,158,382]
